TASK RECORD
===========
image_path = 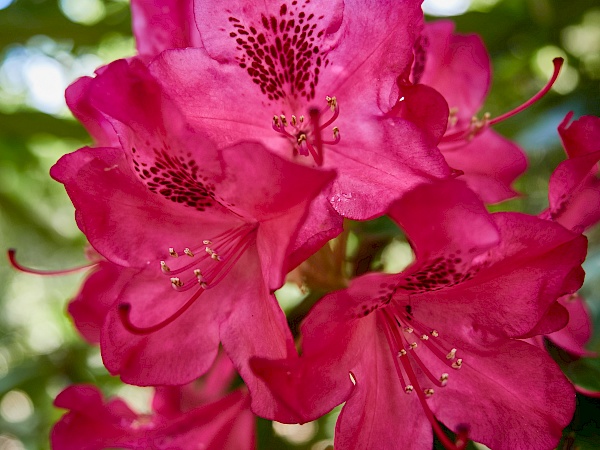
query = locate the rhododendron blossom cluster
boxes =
[9,1,600,449]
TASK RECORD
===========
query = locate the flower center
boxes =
[118,223,257,335]
[379,304,469,450]
[272,96,341,165]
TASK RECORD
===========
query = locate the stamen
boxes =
[398,349,407,357]
[169,248,178,257]
[160,261,170,273]
[452,358,463,370]
[7,249,97,276]
[404,327,414,333]
[170,277,184,288]
[424,388,435,397]
[440,373,449,386]
[431,330,439,337]
[405,385,414,394]
[420,334,429,341]
[118,287,204,335]
[202,240,212,245]
[184,248,194,257]
[446,348,457,360]
[442,58,563,144]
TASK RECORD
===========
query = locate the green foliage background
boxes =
[0,0,599,448]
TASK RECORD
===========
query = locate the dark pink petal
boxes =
[389,178,500,262]
[420,20,490,126]
[327,118,451,220]
[51,145,232,268]
[334,319,432,450]
[410,213,587,339]
[251,293,375,422]
[545,147,600,233]
[547,295,595,357]
[68,262,136,344]
[519,300,569,338]
[131,0,201,57]
[65,76,118,147]
[430,340,574,450]
[219,267,302,422]
[391,83,450,147]
[100,261,227,385]
[559,113,600,159]
[442,129,527,203]
[52,384,255,450]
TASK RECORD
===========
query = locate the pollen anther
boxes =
[446,348,457,360]
[420,334,429,341]
[404,327,414,333]
[169,248,178,257]
[452,358,463,370]
[431,330,439,337]
[202,240,212,245]
[184,248,194,257]
[405,385,414,394]
[440,373,449,386]
[424,388,435,397]
[160,261,170,273]
[398,349,407,357]
[409,342,418,350]
[170,277,183,288]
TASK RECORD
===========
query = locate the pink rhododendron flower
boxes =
[146,0,451,232]
[417,21,528,203]
[52,354,255,450]
[543,112,600,233]
[253,179,586,450]
[51,58,333,421]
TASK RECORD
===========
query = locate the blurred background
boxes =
[0,0,599,448]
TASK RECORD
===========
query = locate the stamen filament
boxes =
[7,249,97,276]
[118,287,204,335]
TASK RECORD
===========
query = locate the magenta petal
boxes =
[131,0,201,57]
[50,146,229,267]
[100,264,225,386]
[327,118,451,220]
[420,20,491,125]
[431,340,575,450]
[442,129,527,203]
[388,178,500,261]
[219,275,300,422]
[519,301,569,338]
[559,113,600,158]
[68,262,136,344]
[65,76,118,147]
[547,295,595,357]
[335,320,432,450]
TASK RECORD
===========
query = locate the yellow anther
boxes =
[280,114,288,126]
[404,327,414,334]
[431,330,439,337]
[273,115,280,127]
[297,133,307,144]
[299,115,305,123]
[424,388,434,397]
[333,126,340,138]
[452,358,463,369]
[169,248,178,257]
[404,385,414,394]
[420,334,429,341]
[211,253,222,261]
[160,261,170,273]
[184,248,194,257]
[440,373,449,386]
[446,348,457,360]
[326,95,337,110]
[291,115,297,126]
[202,240,212,245]
[205,247,214,255]
[170,277,183,288]
[398,349,407,357]
[193,269,202,277]
[409,342,418,350]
